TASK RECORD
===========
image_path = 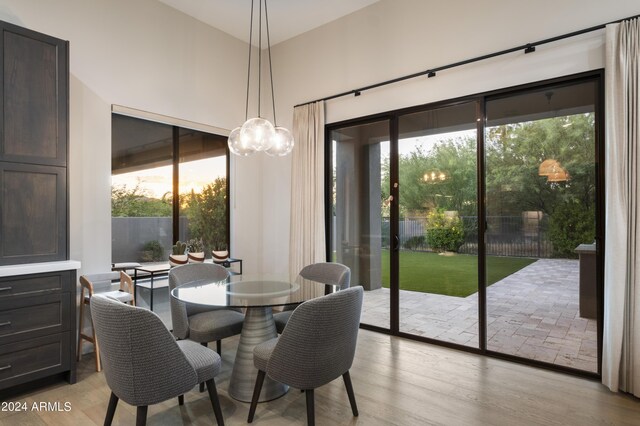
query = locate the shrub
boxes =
[140,240,165,262]
[425,209,465,252]
[548,201,595,258]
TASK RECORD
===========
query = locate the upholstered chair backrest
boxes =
[266,286,363,390]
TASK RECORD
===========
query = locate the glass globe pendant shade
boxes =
[240,117,276,151]
[228,126,256,156]
[266,126,294,157]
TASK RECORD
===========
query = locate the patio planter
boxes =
[188,252,205,263]
[169,254,188,267]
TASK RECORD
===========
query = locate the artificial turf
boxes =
[380,250,536,297]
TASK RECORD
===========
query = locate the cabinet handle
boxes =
[0,321,10,327]
[0,287,11,292]
[0,365,11,372]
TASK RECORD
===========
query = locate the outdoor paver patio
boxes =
[361,258,598,372]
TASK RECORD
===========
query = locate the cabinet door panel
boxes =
[0,163,66,264]
[0,22,68,166]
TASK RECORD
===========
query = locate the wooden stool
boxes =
[77,272,135,371]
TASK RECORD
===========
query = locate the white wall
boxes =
[261,0,640,275]
[0,0,261,275]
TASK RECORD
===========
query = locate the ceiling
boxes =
[157,0,380,46]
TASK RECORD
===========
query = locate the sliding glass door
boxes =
[330,119,391,330]
[397,103,479,347]
[327,72,602,375]
[484,80,599,372]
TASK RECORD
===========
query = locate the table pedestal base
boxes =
[228,307,288,402]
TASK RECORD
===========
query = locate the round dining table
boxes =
[171,273,336,402]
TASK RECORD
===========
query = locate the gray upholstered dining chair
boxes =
[169,263,244,391]
[90,294,225,426]
[248,286,363,426]
[274,262,351,333]
[169,263,244,355]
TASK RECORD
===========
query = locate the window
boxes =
[111,114,229,264]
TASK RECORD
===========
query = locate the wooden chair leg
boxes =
[206,378,225,426]
[343,371,359,416]
[93,321,101,372]
[136,406,148,426]
[305,388,315,426]
[77,293,85,362]
[247,370,266,423]
[178,394,184,405]
[104,392,119,426]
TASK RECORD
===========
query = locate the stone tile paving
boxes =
[360,258,597,372]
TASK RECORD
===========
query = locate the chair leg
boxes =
[178,394,184,405]
[205,378,225,426]
[136,406,148,426]
[199,342,208,392]
[342,371,359,416]
[216,339,222,355]
[247,370,266,423]
[93,324,101,372]
[104,392,119,426]
[305,389,315,426]
[77,291,85,361]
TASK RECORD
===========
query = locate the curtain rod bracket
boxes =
[354,90,361,97]
[524,44,536,54]
[427,71,436,78]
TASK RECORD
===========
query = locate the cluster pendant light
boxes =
[228,0,294,157]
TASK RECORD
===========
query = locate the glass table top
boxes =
[171,274,336,308]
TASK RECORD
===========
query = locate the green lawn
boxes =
[380,250,536,297]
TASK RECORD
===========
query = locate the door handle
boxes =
[0,365,11,372]
[0,321,11,327]
[394,235,400,251]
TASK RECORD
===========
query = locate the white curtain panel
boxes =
[289,101,326,296]
[603,18,640,396]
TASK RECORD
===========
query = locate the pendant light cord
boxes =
[244,0,255,121]
[264,0,277,126]
[257,0,262,117]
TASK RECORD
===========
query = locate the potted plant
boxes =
[211,242,229,262]
[169,241,188,266]
[186,238,205,263]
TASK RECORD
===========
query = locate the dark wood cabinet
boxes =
[0,21,69,266]
[0,270,76,390]
[0,20,75,394]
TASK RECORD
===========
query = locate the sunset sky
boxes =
[111,156,226,199]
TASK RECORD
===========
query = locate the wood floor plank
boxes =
[1,330,639,425]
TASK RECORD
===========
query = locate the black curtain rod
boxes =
[295,12,640,108]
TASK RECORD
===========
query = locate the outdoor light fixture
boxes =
[228,0,294,157]
[423,171,447,182]
[538,158,570,183]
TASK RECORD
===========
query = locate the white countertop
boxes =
[0,260,81,277]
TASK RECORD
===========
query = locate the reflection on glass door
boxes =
[397,103,479,347]
[485,80,599,372]
[330,120,391,329]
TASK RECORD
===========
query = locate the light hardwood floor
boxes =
[1,330,639,425]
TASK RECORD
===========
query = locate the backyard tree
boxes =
[381,113,595,257]
[184,177,228,252]
[111,182,171,217]
[381,137,477,218]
